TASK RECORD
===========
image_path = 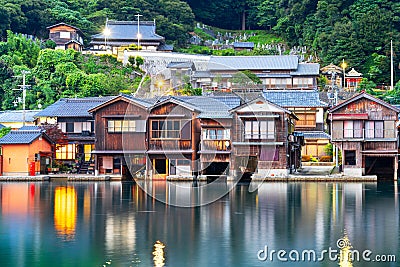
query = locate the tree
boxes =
[39,123,67,145]
[0,127,11,138]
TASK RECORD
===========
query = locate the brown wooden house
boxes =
[185,97,235,177]
[47,23,84,51]
[329,92,399,180]
[88,95,152,178]
[146,97,200,178]
[230,97,300,178]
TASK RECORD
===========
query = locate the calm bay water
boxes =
[0,181,399,267]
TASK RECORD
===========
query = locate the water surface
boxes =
[0,181,398,266]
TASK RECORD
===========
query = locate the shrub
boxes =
[320,156,333,162]
[310,156,318,162]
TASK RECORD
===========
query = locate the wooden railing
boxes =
[149,140,192,150]
[201,140,231,151]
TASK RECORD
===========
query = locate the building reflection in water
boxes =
[104,183,136,256]
[54,186,77,241]
[137,179,235,207]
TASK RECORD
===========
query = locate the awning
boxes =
[332,113,368,120]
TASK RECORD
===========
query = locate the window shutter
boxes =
[181,121,191,140]
[332,121,343,139]
[136,120,146,132]
[384,121,395,138]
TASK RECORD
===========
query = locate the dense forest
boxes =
[1,0,400,105]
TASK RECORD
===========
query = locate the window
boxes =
[365,121,384,138]
[58,122,66,132]
[343,121,353,138]
[296,112,316,127]
[82,122,91,132]
[344,150,356,165]
[354,121,363,138]
[203,129,230,140]
[108,120,136,132]
[74,122,82,133]
[59,31,71,39]
[56,144,76,160]
[245,120,275,140]
[66,122,74,133]
[151,120,182,139]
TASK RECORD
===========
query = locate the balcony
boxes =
[148,140,192,151]
[200,140,231,152]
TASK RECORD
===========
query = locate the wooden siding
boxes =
[333,98,397,120]
[148,102,197,152]
[94,100,148,151]
[231,111,289,170]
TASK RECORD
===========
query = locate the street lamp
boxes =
[156,80,164,95]
[103,26,111,51]
[341,59,348,90]
[135,14,143,51]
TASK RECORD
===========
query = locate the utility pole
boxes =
[13,70,31,127]
[391,40,394,90]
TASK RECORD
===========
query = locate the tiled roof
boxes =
[19,125,41,131]
[185,97,233,119]
[122,94,154,108]
[157,44,174,51]
[263,90,328,107]
[302,131,331,140]
[0,130,48,144]
[0,110,40,123]
[167,62,194,69]
[35,97,113,118]
[329,92,400,113]
[290,63,320,76]
[46,22,83,34]
[208,55,299,71]
[91,20,165,42]
[211,95,242,109]
[193,71,211,78]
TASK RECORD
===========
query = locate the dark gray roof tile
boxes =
[35,97,113,118]
[0,131,46,144]
[263,90,328,107]
[302,131,331,139]
[208,55,299,71]
[0,110,40,123]
[91,20,164,43]
[290,63,320,76]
